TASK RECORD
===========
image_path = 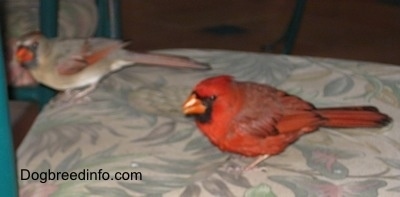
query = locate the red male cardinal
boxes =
[182,75,391,171]
[14,32,210,99]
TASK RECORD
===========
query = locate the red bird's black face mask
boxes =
[183,91,216,124]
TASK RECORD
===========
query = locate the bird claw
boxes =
[222,155,250,173]
[223,162,244,173]
[65,91,91,102]
[222,154,270,173]
[56,83,98,104]
[223,163,257,173]
[47,89,92,108]
[243,154,270,171]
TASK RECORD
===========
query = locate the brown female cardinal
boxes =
[14,32,210,99]
[182,75,392,171]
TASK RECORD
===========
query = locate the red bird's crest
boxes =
[194,75,234,98]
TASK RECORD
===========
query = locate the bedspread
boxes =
[17,49,400,197]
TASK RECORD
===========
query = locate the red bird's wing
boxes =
[220,82,321,156]
[231,82,317,138]
[231,83,283,138]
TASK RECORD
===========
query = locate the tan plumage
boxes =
[15,32,210,99]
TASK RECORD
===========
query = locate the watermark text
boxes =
[20,169,142,183]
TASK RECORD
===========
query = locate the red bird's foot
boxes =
[243,154,270,171]
[222,155,247,173]
[224,163,243,173]
[223,154,270,173]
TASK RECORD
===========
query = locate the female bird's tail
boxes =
[317,106,392,128]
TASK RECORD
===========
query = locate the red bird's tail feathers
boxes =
[317,106,391,128]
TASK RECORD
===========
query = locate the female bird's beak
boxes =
[16,46,34,64]
[182,94,206,115]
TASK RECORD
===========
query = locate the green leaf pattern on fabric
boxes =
[17,50,400,196]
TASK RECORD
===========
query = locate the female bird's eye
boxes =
[31,41,39,49]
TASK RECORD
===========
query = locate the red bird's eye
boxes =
[16,47,34,63]
[201,95,217,106]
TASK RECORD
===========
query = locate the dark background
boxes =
[120,0,400,65]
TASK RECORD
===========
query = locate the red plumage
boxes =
[182,75,392,170]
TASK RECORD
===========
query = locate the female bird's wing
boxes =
[55,39,127,75]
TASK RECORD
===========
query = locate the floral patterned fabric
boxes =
[17,49,400,196]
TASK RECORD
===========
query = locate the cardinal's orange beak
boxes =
[182,93,206,115]
[16,47,34,63]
